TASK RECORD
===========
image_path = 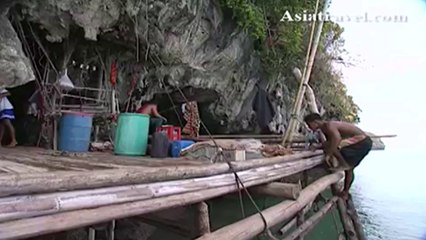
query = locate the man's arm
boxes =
[323,123,345,163]
[325,123,352,196]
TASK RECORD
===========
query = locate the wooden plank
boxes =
[4,152,124,171]
[0,161,49,174]
[0,155,93,172]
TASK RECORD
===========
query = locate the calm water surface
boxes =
[351,150,426,240]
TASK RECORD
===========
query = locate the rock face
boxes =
[1,0,277,133]
[0,1,35,88]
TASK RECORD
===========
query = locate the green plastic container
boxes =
[114,113,150,156]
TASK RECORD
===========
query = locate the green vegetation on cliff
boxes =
[220,0,360,122]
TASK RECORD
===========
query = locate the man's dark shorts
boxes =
[340,136,373,168]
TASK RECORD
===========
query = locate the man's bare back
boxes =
[322,121,366,140]
[304,113,372,200]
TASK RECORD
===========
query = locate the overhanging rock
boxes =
[0,15,35,88]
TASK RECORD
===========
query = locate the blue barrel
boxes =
[58,112,93,152]
[169,140,194,157]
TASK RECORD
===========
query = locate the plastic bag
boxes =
[58,69,74,91]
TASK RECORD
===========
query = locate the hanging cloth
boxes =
[182,101,200,138]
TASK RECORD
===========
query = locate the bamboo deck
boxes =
[0,146,326,240]
[0,147,207,175]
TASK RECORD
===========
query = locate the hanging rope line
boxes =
[151,52,278,239]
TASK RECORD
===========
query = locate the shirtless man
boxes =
[304,113,372,199]
[136,101,167,134]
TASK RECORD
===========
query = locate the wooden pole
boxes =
[282,0,330,146]
[250,182,301,200]
[88,228,95,240]
[197,172,344,240]
[296,210,305,240]
[347,195,367,240]
[107,220,115,240]
[335,198,357,240]
[283,197,338,240]
[0,151,323,197]
[193,202,211,237]
[279,201,313,236]
[0,171,331,240]
[292,68,318,114]
[0,156,324,222]
[331,177,358,240]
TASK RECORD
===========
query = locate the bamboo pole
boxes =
[107,220,115,240]
[0,170,330,240]
[283,197,338,240]
[331,180,358,240]
[279,201,313,235]
[88,228,95,240]
[336,198,357,240]
[292,68,318,114]
[296,211,305,240]
[0,156,323,222]
[197,172,344,240]
[0,151,323,197]
[282,0,330,146]
[250,182,301,200]
[193,202,211,237]
[347,195,367,240]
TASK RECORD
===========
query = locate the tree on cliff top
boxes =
[221,0,360,123]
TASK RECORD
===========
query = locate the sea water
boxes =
[351,151,426,240]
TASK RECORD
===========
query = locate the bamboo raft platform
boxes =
[0,142,375,240]
[0,146,330,240]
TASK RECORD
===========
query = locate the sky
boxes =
[328,0,426,153]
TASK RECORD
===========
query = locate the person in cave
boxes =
[0,89,17,147]
[136,100,167,134]
[304,113,372,200]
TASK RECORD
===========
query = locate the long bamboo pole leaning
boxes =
[197,172,344,240]
[0,151,323,197]
[347,195,367,240]
[331,184,358,240]
[292,68,318,114]
[283,196,338,240]
[0,156,324,222]
[279,201,313,236]
[282,0,330,146]
[0,168,328,240]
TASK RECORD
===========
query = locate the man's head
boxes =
[304,113,323,131]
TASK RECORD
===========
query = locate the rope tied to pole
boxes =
[152,53,278,239]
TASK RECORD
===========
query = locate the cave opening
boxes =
[154,86,225,135]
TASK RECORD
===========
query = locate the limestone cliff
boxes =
[0,0,360,133]
[1,0,272,133]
